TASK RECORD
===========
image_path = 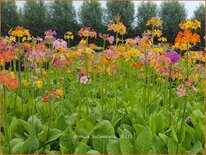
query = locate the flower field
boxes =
[0,17,205,154]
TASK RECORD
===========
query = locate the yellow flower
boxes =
[153,29,162,37]
[23,80,29,87]
[179,19,201,30]
[0,60,4,66]
[146,17,163,27]
[64,31,74,40]
[56,89,63,97]
[158,37,167,42]
[36,80,43,88]
[9,72,15,79]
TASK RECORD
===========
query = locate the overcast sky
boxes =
[16,1,205,19]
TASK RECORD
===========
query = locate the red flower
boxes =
[43,96,49,103]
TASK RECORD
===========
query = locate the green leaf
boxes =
[133,124,144,136]
[87,150,101,154]
[135,126,152,154]
[106,140,121,154]
[159,133,169,145]
[190,141,203,154]
[152,135,167,154]
[18,119,31,135]
[38,126,49,142]
[60,127,78,154]
[54,112,66,130]
[168,138,178,154]
[92,120,115,154]
[120,129,134,154]
[47,128,62,143]
[28,115,43,135]
[10,138,24,154]
[10,138,24,150]
[74,143,91,154]
[20,136,39,154]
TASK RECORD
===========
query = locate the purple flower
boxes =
[165,50,180,64]
[44,29,57,36]
[186,117,191,124]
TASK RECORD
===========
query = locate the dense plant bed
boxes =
[0,17,205,154]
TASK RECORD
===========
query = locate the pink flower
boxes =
[177,85,186,97]
[104,49,116,59]
[80,75,88,84]
[107,36,114,44]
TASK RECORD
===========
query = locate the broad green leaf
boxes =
[10,138,24,150]
[60,127,78,154]
[159,133,169,145]
[28,115,43,135]
[54,112,66,130]
[156,112,164,133]
[10,138,24,154]
[87,150,101,154]
[47,128,62,143]
[11,142,24,154]
[92,120,115,154]
[18,119,31,135]
[152,135,167,154]
[120,129,134,154]
[168,138,177,154]
[135,126,152,153]
[106,140,121,154]
[74,143,91,154]
[133,124,144,136]
[190,141,203,154]
[20,136,39,154]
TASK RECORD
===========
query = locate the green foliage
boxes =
[79,1,104,33]
[159,1,187,43]
[106,0,135,37]
[23,1,49,37]
[136,2,158,35]
[1,0,19,36]
[49,1,79,39]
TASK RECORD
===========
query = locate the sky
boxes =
[16,1,205,19]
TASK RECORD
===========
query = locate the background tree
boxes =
[193,4,205,48]
[49,1,78,39]
[1,0,19,36]
[79,1,104,33]
[159,1,187,43]
[23,0,48,37]
[136,2,158,36]
[106,1,135,37]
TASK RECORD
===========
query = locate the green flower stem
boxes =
[176,95,187,153]
[169,64,172,110]
[3,86,10,153]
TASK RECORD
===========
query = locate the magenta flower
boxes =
[165,50,180,64]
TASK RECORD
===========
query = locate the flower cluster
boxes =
[8,26,31,38]
[78,28,97,38]
[0,71,19,90]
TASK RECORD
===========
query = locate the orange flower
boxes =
[175,29,200,51]
[107,22,126,35]
[78,28,97,38]
[0,72,19,90]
